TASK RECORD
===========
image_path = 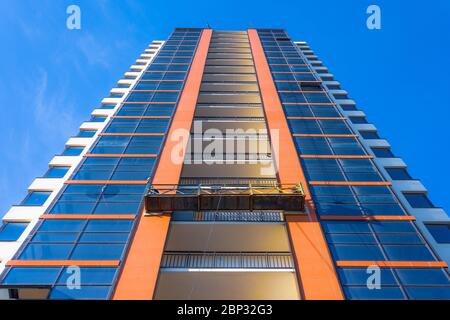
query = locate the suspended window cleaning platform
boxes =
[144,183,305,214]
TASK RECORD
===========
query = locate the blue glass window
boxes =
[70,244,125,260]
[3,267,61,285]
[79,233,129,243]
[385,168,412,180]
[44,167,70,178]
[329,244,385,261]
[50,286,111,300]
[62,146,84,156]
[90,116,107,122]
[383,245,435,261]
[371,147,394,158]
[85,220,134,233]
[359,131,380,139]
[76,130,96,138]
[404,287,450,300]
[403,193,434,208]
[343,286,405,300]
[0,223,28,241]
[21,191,51,206]
[338,268,398,285]
[38,220,86,232]
[395,268,450,285]
[425,224,450,243]
[321,221,370,233]
[326,234,377,244]
[32,233,79,243]
[349,116,368,124]
[20,244,73,260]
[57,267,118,285]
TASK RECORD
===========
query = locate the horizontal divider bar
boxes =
[279,91,327,94]
[84,154,158,157]
[130,90,180,93]
[293,134,357,137]
[300,155,373,159]
[40,214,136,220]
[136,80,184,82]
[320,215,415,221]
[336,261,448,268]
[122,101,178,105]
[309,181,392,186]
[287,117,346,120]
[271,72,313,74]
[111,116,171,119]
[65,180,148,185]
[99,133,164,136]
[275,80,322,83]
[283,102,336,106]
[7,260,121,267]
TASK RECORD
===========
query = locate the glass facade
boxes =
[0,27,448,300]
[257,28,450,300]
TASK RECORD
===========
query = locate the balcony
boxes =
[144,183,305,214]
[161,252,294,269]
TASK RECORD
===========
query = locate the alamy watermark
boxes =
[366,4,381,30]
[66,5,81,30]
[66,265,81,290]
[366,265,381,290]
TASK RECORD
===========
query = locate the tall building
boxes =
[0,28,449,300]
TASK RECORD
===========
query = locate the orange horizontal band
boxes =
[111,116,170,119]
[152,63,190,65]
[287,117,346,120]
[137,80,183,82]
[121,102,177,105]
[157,50,193,53]
[65,180,147,185]
[320,215,415,221]
[144,69,186,71]
[130,90,180,93]
[336,261,448,268]
[275,80,321,83]
[300,155,373,159]
[270,64,308,66]
[272,71,313,74]
[283,102,336,106]
[84,154,157,157]
[309,181,392,186]
[279,90,325,94]
[7,260,120,267]
[40,214,136,220]
[294,134,357,137]
[98,133,164,136]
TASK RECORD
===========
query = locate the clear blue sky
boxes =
[1,0,449,217]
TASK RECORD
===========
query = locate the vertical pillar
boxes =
[113,29,212,300]
[248,29,344,300]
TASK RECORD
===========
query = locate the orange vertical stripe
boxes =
[248,29,344,300]
[113,29,212,300]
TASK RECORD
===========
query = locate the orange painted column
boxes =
[248,29,344,300]
[113,29,212,300]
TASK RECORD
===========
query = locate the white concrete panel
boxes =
[79,122,104,130]
[392,180,427,192]
[66,137,91,146]
[49,156,80,166]
[3,206,44,221]
[28,178,63,191]
[91,109,115,116]
[364,139,391,148]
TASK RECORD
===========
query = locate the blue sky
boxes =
[1,0,449,216]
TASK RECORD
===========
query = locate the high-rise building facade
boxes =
[0,28,449,300]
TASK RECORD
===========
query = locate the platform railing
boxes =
[144,183,305,213]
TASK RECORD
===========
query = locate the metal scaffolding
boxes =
[144,183,305,213]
